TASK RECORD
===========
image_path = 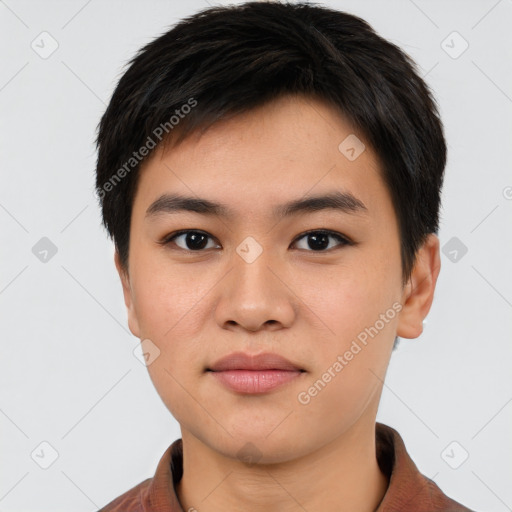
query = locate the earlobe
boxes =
[114,250,141,338]
[396,234,441,340]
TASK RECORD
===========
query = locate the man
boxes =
[95,2,474,510]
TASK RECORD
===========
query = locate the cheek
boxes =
[299,258,399,397]
[129,273,211,412]
[133,269,212,422]
[302,259,395,335]
[131,258,212,340]
[293,273,397,431]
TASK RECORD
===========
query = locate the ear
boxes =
[114,250,141,338]
[396,233,441,339]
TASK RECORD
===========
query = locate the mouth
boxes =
[206,351,306,394]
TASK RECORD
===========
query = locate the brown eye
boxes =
[292,230,351,251]
[162,230,219,251]
[160,229,351,253]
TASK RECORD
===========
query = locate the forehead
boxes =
[133,95,387,223]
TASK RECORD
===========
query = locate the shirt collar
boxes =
[139,422,471,512]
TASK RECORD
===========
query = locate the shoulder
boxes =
[95,439,181,512]
[376,423,476,512]
[97,478,151,512]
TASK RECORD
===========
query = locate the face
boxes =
[116,95,435,463]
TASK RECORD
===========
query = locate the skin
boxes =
[115,94,441,512]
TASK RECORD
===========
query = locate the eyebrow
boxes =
[145,191,368,220]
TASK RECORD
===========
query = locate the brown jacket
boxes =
[98,422,474,511]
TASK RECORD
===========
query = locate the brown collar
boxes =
[100,422,474,511]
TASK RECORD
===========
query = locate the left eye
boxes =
[161,229,351,252]
[292,230,351,251]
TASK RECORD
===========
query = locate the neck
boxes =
[175,420,389,512]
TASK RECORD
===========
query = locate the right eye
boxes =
[160,230,220,252]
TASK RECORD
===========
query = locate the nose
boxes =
[214,241,297,333]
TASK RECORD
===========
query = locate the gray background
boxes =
[1,0,511,510]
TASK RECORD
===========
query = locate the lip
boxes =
[207,351,304,372]
[206,352,305,394]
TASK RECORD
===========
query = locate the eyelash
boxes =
[158,229,353,253]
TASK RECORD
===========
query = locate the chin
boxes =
[216,429,312,466]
